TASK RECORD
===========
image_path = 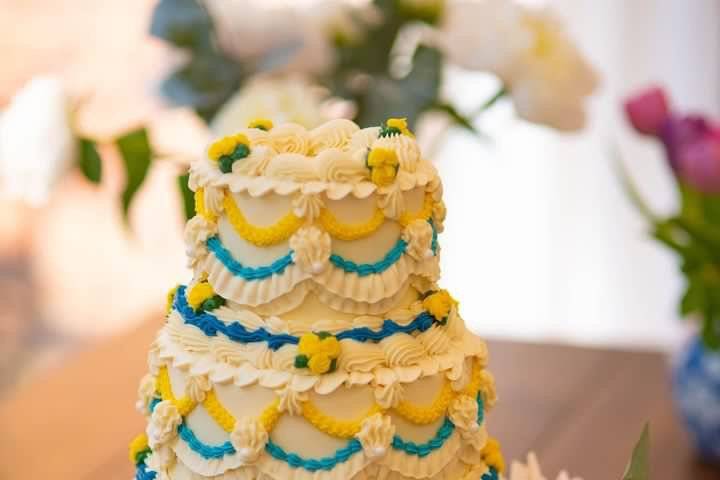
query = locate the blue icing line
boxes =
[177,416,460,467]
[391,418,455,458]
[207,236,294,281]
[208,220,440,281]
[173,286,434,350]
[477,394,484,425]
[329,238,407,276]
[482,467,499,480]
[148,397,161,414]
[265,439,363,472]
[178,423,236,459]
[135,462,157,480]
[335,313,434,342]
[174,286,298,350]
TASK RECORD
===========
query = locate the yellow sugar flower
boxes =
[386,117,414,137]
[248,118,274,131]
[298,333,322,357]
[187,281,216,311]
[166,284,179,314]
[296,332,341,374]
[367,147,399,186]
[482,437,505,474]
[128,432,149,463]
[423,289,456,322]
[317,336,341,358]
[308,353,333,375]
[209,134,248,161]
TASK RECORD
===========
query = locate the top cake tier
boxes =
[188,118,439,199]
[185,118,446,316]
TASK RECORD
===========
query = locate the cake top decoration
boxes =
[190,118,438,199]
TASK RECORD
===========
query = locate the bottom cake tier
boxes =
[129,344,503,479]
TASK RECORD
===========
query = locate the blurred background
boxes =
[1,0,719,395]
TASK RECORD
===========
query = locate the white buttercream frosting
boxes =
[185,374,212,403]
[136,373,157,415]
[289,226,332,274]
[402,219,435,261]
[230,417,269,464]
[357,413,395,459]
[147,400,182,449]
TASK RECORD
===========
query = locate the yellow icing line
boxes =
[399,192,434,227]
[318,207,386,241]
[202,389,235,433]
[195,188,217,223]
[155,359,488,440]
[223,193,304,247]
[394,380,454,425]
[301,402,383,439]
[157,367,197,416]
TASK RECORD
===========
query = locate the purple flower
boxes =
[659,115,712,172]
[676,131,720,194]
[624,87,670,136]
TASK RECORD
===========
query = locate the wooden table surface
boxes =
[0,315,717,480]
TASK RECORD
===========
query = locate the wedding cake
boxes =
[129,118,504,479]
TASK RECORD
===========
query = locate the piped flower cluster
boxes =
[367,118,414,186]
[187,280,226,312]
[295,331,342,375]
[422,289,456,325]
[209,133,251,173]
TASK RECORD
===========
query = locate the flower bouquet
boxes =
[625,87,720,462]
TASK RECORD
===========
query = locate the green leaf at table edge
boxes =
[117,128,153,222]
[78,138,102,184]
[177,172,195,221]
[622,423,650,480]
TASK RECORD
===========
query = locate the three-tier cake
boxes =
[129,118,504,479]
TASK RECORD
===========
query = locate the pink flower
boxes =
[677,133,720,194]
[624,86,670,136]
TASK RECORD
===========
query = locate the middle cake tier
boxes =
[185,168,446,317]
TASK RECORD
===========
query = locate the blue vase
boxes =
[672,335,720,462]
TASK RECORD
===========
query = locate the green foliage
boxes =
[353,46,442,128]
[161,53,242,122]
[150,0,213,50]
[177,172,195,221]
[622,423,650,480]
[78,138,102,184]
[152,0,242,121]
[117,128,152,221]
[619,153,720,350]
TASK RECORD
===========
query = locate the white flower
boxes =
[136,373,157,415]
[356,413,395,459]
[449,394,480,432]
[211,76,329,134]
[509,452,583,480]
[437,0,597,131]
[0,76,76,205]
[204,1,333,76]
[230,417,268,464]
[147,400,182,448]
[289,226,332,274]
[402,219,435,261]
